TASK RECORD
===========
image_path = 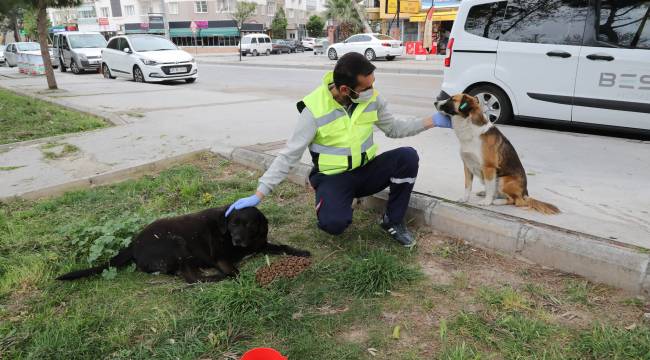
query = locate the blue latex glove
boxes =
[226,194,261,217]
[433,112,452,128]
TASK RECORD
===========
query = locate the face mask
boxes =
[349,88,374,103]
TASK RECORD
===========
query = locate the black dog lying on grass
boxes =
[56,207,310,283]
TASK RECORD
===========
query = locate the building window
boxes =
[261,5,266,15]
[216,0,231,12]
[100,7,110,17]
[78,8,96,18]
[124,5,136,16]
[167,2,179,14]
[288,9,294,18]
[195,0,208,13]
[267,2,275,15]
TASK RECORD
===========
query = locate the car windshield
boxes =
[17,43,40,51]
[69,34,107,48]
[374,34,394,40]
[129,36,177,52]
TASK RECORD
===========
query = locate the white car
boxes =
[302,37,316,50]
[101,35,197,83]
[0,45,5,64]
[439,0,649,131]
[3,42,59,68]
[327,33,403,61]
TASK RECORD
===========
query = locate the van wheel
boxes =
[266,49,271,56]
[59,57,67,72]
[468,85,513,124]
[252,49,258,56]
[70,60,82,74]
[364,48,376,61]
[386,55,396,61]
[328,48,337,60]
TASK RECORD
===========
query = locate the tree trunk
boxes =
[12,14,20,42]
[36,0,57,90]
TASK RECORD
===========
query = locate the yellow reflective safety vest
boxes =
[301,71,379,175]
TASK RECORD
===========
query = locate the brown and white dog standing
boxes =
[435,94,559,215]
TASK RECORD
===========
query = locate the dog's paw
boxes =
[478,199,493,206]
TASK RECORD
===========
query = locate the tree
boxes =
[324,0,363,41]
[21,7,49,40]
[230,1,257,61]
[0,0,25,42]
[306,15,324,37]
[271,7,287,39]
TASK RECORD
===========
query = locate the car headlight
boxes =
[78,54,87,60]
[141,58,158,65]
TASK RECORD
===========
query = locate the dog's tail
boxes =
[522,197,560,215]
[56,244,135,280]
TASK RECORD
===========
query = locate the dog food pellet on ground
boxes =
[255,256,312,286]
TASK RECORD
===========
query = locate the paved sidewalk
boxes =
[1,66,648,253]
[196,52,445,75]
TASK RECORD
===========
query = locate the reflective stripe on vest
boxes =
[309,134,374,156]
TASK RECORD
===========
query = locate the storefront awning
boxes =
[410,8,458,22]
[169,27,238,37]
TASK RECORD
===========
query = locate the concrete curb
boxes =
[197,59,444,76]
[221,146,650,294]
[0,83,128,126]
[0,149,209,202]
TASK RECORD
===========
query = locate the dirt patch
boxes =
[340,328,369,344]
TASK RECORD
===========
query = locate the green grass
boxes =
[0,156,420,359]
[1,156,649,359]
[0,89,107,145]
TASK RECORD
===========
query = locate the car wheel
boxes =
[102,63,115,79]
[468,85,513,124]
[386,55,396,61]
[328,48,338,60]
[252,49,258,56]
[133,66,146,83]
[70,60,81,74]
[185,78,196,83]
[266,49,271,56]
[364,48,376,61]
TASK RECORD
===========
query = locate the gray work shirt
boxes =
[257,94,427,196]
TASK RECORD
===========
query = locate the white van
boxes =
[439,0,649,131]
[240,33,272,56]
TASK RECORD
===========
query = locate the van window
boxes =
[597,0,649,49]
[107,38,119,49]
[265,37,271,43]
[465,1,507,39]
[68,34,107,49]
[500,0,589,45]
[252,37,258,44]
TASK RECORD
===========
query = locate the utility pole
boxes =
[396,0,400,41]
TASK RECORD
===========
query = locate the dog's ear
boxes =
[216,207,229,235]
[257,213,269,242]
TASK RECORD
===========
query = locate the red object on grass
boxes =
[241,348,287,360]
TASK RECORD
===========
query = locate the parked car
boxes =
[271,39,292,54]
[439,0,649,131]
[313,38,330,55]
[285,39,304,52]
[327,33,402,61]
[0,45,5,64]
[53,31,107,74]
[302,37,316,50]
[241,33,272,56]
[3,42,59,68]
[101,34,197,83]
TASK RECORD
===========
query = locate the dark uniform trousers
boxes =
[309,147,420,235]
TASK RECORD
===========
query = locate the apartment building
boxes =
[48,0,323,45]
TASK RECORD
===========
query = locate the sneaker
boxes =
[380,214,416,248]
